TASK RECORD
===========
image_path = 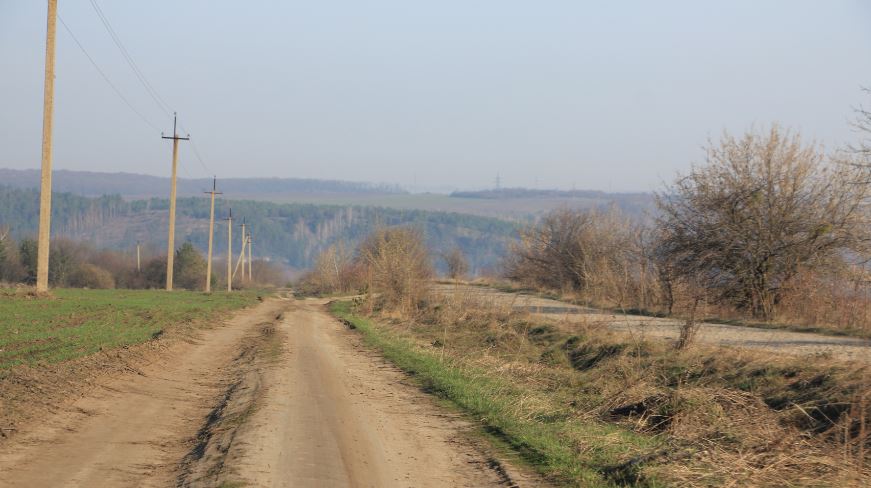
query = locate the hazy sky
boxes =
[2,1,870,192]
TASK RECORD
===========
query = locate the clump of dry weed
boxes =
[377,291,871,486]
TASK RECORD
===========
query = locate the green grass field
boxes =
[0,288,261,370]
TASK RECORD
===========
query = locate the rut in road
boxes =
[185,298,532,487]
[0,298,288,487]
[0,296,539,487]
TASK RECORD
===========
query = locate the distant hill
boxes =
[0,168,656,221]
[0,169,405,199]
[450,187,656,218]
[0,186,515,274]
[450,187,648,200]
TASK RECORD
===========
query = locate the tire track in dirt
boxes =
[0,295,543,487]
[0,298,288,487]
[214,298,540,487]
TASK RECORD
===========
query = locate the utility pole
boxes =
[35,0,58,293]
[161,113,190,291]
[233,224,247,280]
[225,208,232,292]
[238,221,246,279]
[247,232,253,282]
[204,177,221,292]
[136,241,141,272]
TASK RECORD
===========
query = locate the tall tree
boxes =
[656,126,871,320]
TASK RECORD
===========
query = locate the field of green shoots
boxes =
[0,288,261,370]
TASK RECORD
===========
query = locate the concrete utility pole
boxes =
[161,113,190,291]
[233,224,247,279]
[225,208,233,292]
[35,0,58,293]
[247,232,253,282]
[238,222,246,278]
[204,177,222,292]
[136,241,141,272]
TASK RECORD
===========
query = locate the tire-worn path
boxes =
[227,298,527,487]
[0,296,534,487]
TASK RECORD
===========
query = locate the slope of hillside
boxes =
[0,186,515,273]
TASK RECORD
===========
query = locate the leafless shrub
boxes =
[359,227,432,316]
[68,263,116,289]
[441,247,469,281]
[503,207,643,308]
[852,86,871,163]
[656,125,871,321]
[298,243,360,295]
[247,259,288,287]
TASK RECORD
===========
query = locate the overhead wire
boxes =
[57,14,161,133]
[78,1,216,181]
[178,120,213,174]
[86,1,215,179]
[87,0,174,118]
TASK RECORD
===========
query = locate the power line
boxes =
[188,138,212,174]
[88,0,174,118]
[178,120,212,173]
[57,14,160,132]
[84,1,214,181]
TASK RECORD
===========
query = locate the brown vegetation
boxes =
[304,136,871,483]
[502,126,871,338]
[370,289,870,486]
[0,235,284,290]
[441,247,469,280]
[298,226,433,315]
[657,126,870,321]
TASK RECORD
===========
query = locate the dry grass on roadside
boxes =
[372,290,870,487]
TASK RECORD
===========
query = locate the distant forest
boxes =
[0,186,515,273]
[0,169,405,198]
[450,187,655,218]
[450,187,651,200]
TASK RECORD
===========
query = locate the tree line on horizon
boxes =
[304,117,871,336]
[0,187,517,274]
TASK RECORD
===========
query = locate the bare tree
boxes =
[504,207,640,306]
[852,87,871,163]
[656,125,871,320]
[442,247,468,281]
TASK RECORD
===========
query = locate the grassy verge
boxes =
[332,297,869,487]
[330,300,661,487]
[0,288,261,370]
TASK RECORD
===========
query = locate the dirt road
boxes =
[434,284,871,362]
[221,299,526,487]
[0,296,532,487]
